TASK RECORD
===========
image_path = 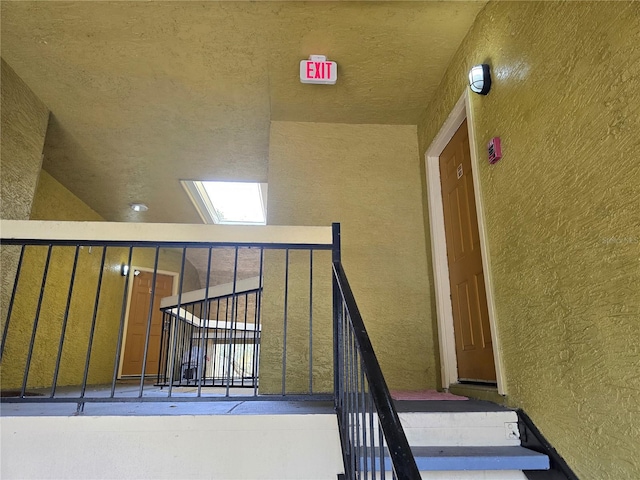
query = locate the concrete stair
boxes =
[1,398,553,480]
[373,400,550,479]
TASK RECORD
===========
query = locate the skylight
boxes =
[181,180,267,225]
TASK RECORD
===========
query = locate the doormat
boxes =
[390,389,467,401]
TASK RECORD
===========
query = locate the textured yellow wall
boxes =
[0,59,49,221]
[0,59,50,351]
[2,171,125,389]
[1,171,200,390]
[418,2,640,478]
[259,249,334,394]
[30,172,201,292]
[266,122,434,392]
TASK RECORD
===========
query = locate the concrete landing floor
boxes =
[1,397,509,418]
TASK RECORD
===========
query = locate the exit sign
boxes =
[300,55,337,85]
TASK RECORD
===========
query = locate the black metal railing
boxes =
[0,221,334,408]
[157,287,262,394]
[332,226,421,480]
[1,220,420,477]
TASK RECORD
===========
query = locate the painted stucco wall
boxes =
[259,248,334,394]
[30,171,202,291]
[1,171,200,390]
[0,59,50,349]
[264,122,434,393]
[2,171,125,389]
[418,2,640,478]
[0,59,49,221]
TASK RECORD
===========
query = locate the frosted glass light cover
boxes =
[469,64,491,95]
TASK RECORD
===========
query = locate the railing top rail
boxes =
[0,220,333,247]
[333,261,422,480]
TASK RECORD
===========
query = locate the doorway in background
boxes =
[121,271,174,376]
[439,119,495,382]
[425,91,504,393]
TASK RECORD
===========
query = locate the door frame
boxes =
[117,267,179,378]
[425,90,506,395]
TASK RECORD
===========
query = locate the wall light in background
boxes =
[121,265,141,276]
[469,64,492,95]
[130,203,148,212]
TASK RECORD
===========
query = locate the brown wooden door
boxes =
[122,271,174,376]
[439,120,496,382]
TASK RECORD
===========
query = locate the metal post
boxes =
[112,246,133,397]
[282,249,290,396]
[332,222,341,405]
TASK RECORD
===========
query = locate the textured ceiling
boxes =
[1,1,486,224]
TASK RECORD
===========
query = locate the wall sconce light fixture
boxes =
[121,264,141,276]
[469,64,492,95]
[130,203,148,212]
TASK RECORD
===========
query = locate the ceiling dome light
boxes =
[130,203,148,212]
[469,64,492,95]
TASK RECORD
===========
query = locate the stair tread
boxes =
[362,446,549,472]
[411,446,550,471]
[395,400,512,413]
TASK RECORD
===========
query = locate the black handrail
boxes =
[333,260,421,480]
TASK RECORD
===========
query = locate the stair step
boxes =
[361,446,549,472]
[399,410,521,447]
[364,408,521,447]
[412,446,550,471]
[416,471,528,479]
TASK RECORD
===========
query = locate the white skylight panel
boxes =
[202,181,266,225]
[181,180,267,225]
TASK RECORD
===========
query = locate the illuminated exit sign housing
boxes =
[300,55,337,85]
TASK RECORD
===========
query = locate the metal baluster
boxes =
[21,245,53,397]
[139,247,161,397]
[212,297,222,385]
[225,247,239,397]
[111,247,133,397]
[228,295,239,389]
[332,222,342,403]
[347,318,356,477]
[197,246,212,397]
[158,311,168,387]
[341,301,348,469]
[79,246,108,402]
[241,292,249,387]
[309,249,313,395]
[253,247,264,396]
[162,307,171,385]
[368,388,377,480]
[51,245,81,398]
[379,417,386,480]
[167,248,187,397]
[1,244,25,360]
[353,318,360,478]
[186,317,195,386]
[282,248,290,396]
[361,359,369,480]
[203,298,214,386]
